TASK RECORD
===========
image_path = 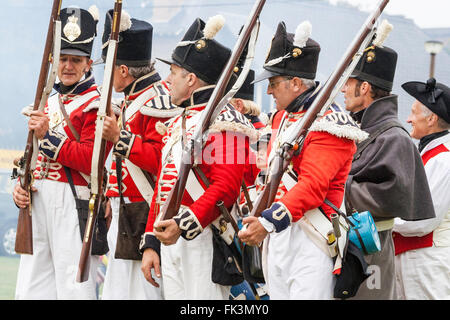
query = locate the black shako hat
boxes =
[234,69,255,100]
[228,25,255,100]
[350,20,397,92]
[253,21,321,83]
[60,6,99,57]
[157,16,232,84]
[102,10,153,67]
[402,78,450,123]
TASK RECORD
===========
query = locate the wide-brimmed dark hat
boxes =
[402,78,450,123]
[254,21,321,83]
[350,20,397,92]
[157,16,231,85]
[101,10,153,67]
[60,6,99,57]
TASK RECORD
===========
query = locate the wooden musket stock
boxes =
[14,0,62,255]
[76,0,122,283]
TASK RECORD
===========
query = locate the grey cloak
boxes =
[344,95,435,300]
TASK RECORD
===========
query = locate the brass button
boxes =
[292,48,302,58]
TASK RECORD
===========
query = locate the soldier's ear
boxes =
[187,72,198,87]
[86,58,94,72]
[119,65,129,78]
[428,112,439,127]
[235,99,246,114]
[292,77,304,92]
[361,81,371,95]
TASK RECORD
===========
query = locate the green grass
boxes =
[0,256,19,300]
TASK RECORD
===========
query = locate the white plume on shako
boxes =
[294,20,312,48]
[203,14,226,39]
[372,19,394,48]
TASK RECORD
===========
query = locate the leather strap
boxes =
[116,157,126,205]
[192,166,241,237]
[58,100,87,192]
[58,95,81,142]
[241,180,253,212]
[63,166,80,201]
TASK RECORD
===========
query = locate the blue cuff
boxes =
[39,129,67,160]
[113,129,135,158]
[261,202,292,233]
[139,232,161,257]
[174,207,203,240]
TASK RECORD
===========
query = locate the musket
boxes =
[13,0,62,255]
[156,0,266,224]
[76,0,122,283]
[249,0,390,218]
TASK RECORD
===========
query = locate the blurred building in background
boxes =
[1,0,450,151]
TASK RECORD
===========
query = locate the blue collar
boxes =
[53,70,96,95]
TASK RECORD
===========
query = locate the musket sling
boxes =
[192,166,245,286]
[64,166,109,256]
[58,102,108,255]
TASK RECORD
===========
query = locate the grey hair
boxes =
[438,117,450,130]
[127,61,156,79]
[420,103,450,130]
[300,78,316,89]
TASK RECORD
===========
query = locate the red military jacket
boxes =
[269,108,360,221]
[35,73,111,186]
[105,73,181,202]
[140,86,259,253]
[257,86,368,231]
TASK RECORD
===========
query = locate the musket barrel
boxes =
[15,0,62,255]
[76,0,123,282]
[158,0,266,222]
[249,0,390,218]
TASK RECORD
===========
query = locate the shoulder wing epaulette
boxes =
[310,104,369,143]
[140,82,183,118]
[209,104,261,143]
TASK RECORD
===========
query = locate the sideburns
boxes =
[354,81,362,97]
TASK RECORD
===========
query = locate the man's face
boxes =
[58,54,92,86]
[266,76,297,111]
[341,78,365,113]
[166,64,191,105]
[112,65,132,93]
[407,100,431,140]
[256,146,268,170]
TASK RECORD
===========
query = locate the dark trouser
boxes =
[350,230,397,300]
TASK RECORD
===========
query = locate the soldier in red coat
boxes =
[139,16,259,299]
[99,11,181,300]
[238,21,367,299]
[12,7,111,299]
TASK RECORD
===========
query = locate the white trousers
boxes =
[395,245,450,300]
[161,226,230,300]
[15,179,99,300]
[266,222,335,300]
[101,197,162,300]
